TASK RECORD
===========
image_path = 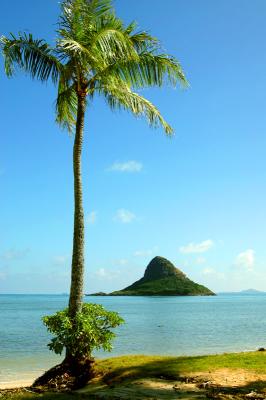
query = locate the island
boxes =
[88,256,215,296]
[240,289,265,294]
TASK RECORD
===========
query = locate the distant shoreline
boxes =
[1,290,265,296]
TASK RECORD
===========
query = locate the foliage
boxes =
[42,303,124,358]
[111,277,214,296]
[0,0,188,135]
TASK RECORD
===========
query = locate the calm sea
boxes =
[1,293,266,384]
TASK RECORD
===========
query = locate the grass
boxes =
[2,351,266,399]
[98,351,266,382]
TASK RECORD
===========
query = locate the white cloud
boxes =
[235,249,255,271]
[195,257,206,265]
[95,268,107,278]
[1,248,29,261]
[116,259,128,266]
[134,249,153,257]
[114,209,136,223]
[134,247,158,257]
[94,268,122,281]
[108,160,143,173]
[0,271,7,280]
[202,267,215,275]
[179,239,214,254]
[54,255,69,266]
[201,267,225,279]
[86,211,97,225]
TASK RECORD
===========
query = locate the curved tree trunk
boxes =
[68,92,86,319]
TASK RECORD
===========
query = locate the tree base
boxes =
[32,357,96,391]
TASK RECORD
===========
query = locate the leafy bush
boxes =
[42,303,124,359]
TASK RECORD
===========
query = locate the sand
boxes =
[2,368,266,399]
[78,369,266,399]
[0,380,34,389]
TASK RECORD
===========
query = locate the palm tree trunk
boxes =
[68,92,86,319]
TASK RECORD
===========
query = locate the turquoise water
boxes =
[1,294,266,384]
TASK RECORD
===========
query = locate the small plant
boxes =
[43,303,124,360]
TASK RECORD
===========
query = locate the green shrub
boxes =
[42,303,124,359]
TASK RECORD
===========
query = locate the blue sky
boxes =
[1,0,266,293]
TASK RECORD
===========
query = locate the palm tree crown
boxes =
[1,0,187,134]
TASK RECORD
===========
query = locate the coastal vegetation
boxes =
[2,351,266,399]
[42,304,124,358]
[30,304,124,389]
[0,0,187,386]
[91,256,215,296]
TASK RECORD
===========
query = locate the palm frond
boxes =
[100,80,173,135]
[90,15,138,65]
[129,30,158,53]
[60,0,112,36]
[133,52,188,87]
[0,33,61,83]
[87,0,113,18]
[56,77,78,132]
[126,27,188,88]
[56,36,93,62]
[90,51,187,93]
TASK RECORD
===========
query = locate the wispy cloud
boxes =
[108,160,143,173]
[201,267,225,279]
[54,255,69,266]
[95,268,108,278]
[195,256,206,265]
[235,249,255,271]
[134,247,158,257]
[1,248,29,261]
[179,239,214,254]
[86,211,97,225]
[0,271,7,280]
[114,209,136,223]
[116,259,128,266]
[202,267,215,275]
[94,268,122,281]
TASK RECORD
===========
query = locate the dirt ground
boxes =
[1,368,266,399]
[78,369,266,399]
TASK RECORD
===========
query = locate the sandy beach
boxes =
[0,381,32,390]
[0,378,37,390]
[2,365,266,399]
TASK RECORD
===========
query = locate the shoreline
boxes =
[1,351,266,394]
[0,348,263,390]
[0,380,33,390]
[0,351,254,389]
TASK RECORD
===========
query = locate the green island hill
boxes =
[88,256,215,296]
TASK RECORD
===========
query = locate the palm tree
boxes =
[1,0,187,357]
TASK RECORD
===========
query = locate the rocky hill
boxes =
[90,256,215,296]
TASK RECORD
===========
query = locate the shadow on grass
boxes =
[100,355,210,383]
[3,355,266,399]
[208,380,266,397]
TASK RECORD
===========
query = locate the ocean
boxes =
[1,293,266,385]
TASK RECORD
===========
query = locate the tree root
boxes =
[32,357,96,392]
